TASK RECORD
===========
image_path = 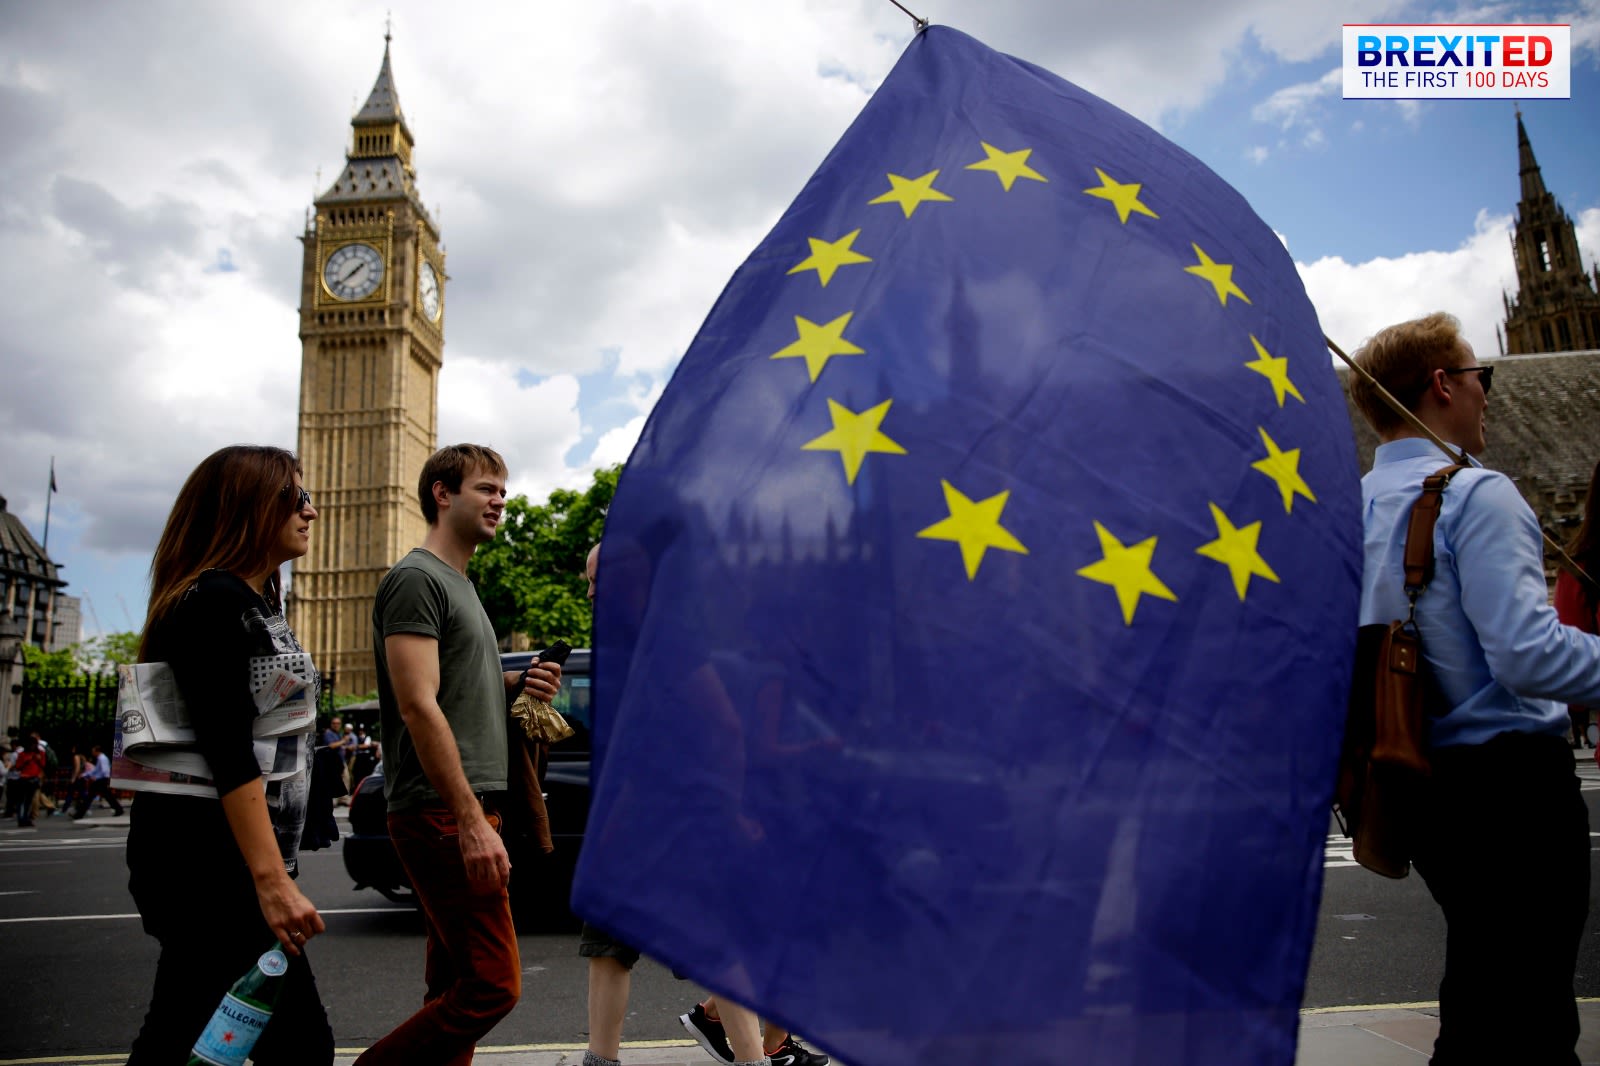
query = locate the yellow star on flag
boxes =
[802,398,907,484]
[1184,244,1251,306]
[965,143,1048,192]
[787,229,873,287]
[1251,427,1317,513]
[1082,167,1158,224]
[1195,502,1280,601]
[770,313,865,382]
[1075,521,1178,625]
[916,480,1029,580]
[1243,336,1304,407]
[868,170,954,219]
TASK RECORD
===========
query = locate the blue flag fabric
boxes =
[577,25,1360,1066]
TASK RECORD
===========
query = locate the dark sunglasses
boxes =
[283,486,313,511]
[1443,364,1493,394]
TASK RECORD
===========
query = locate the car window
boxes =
[549,667,591,757]
[502,649,592,758]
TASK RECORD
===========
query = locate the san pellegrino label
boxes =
[187,948,289,1066]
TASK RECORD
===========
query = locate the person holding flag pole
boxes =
[1348,313,1600,1062]
[574,19,1366,1066]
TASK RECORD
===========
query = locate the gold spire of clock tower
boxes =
[291,37,445,696]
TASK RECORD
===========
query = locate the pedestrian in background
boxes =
[1351,314,1600,1062]
[1,742,14,818]
[351,724,377,785]
[66,744,88,815]
[28,731,59,819]
[123,444,332,1065]
[11,735,45,828]
[304,715,347,846]
[1555,458,1600,750]
[70,745,123,818]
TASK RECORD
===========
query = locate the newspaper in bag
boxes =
[112,653,318,797]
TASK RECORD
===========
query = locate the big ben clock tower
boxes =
[291,35,444,696]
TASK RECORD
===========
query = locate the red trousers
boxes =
[355,802,520,1066]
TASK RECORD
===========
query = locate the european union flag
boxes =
[576,25,1361,1066]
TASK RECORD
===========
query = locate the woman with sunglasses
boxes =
[125,445,334,1065]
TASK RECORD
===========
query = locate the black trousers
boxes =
[74,777,123,815]
[1413,732,1590,1066]
[124,796,333,1065]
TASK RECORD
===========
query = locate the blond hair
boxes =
[1349,312,1468,435]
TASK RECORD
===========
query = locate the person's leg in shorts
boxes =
[580,922,642,1066]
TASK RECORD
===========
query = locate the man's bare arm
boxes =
[385,632,509,891]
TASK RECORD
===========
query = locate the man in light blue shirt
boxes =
[1352,312,1600,1064]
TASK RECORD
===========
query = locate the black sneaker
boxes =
[679,1004,733,1064]
[767,1035,830,1066]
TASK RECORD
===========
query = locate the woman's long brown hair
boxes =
[140,445,302,660]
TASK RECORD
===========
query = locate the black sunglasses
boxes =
[1443,364,1493,394]
[283,486,313,511]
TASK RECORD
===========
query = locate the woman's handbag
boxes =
[1334,464,1463,878]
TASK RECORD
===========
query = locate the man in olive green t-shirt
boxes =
[358,444,562,1066]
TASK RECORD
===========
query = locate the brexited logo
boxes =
[1342,24,1570,99]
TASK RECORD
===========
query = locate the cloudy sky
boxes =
[3,0,1597,640]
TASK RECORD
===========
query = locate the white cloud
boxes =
[1578,207,1600,277]
[1252,68,1341,131]
[1306,206,1600,365]
[1248,145,1271,164]
[1570,0,1600,53]
[436,358,583,504]
[590,416,651,470]
[1299,210,1517,361]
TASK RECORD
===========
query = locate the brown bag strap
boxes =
[1402,464,1467,603]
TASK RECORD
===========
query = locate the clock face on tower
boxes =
[322,242,385,301]
[418,260,441,321]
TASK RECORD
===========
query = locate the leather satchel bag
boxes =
[1334,464,1463,878]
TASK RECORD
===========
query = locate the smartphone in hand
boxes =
[536,640,572,667]
[508,641,573,709]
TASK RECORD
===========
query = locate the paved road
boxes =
[0,809,710,1060]
[5,756,1600,1059]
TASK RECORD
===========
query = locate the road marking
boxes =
[0,1042,703,1065]
[1324,833,1359,868]
[1304,995,1600,1015]
[0,906,413,926]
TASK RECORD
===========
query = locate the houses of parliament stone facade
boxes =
[289,38,444,696]
[1499,113,1600,356]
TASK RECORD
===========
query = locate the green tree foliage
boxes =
[82,631,140,670]
[21,644,82,686]
[469,464,619,646]
[21,631,140,686]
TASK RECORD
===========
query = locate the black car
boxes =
[341,648,593,922]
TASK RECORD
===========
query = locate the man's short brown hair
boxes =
[418,444,508,525]
[1349,312,1468,435]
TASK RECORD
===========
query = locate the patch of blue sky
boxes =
[516,348,657,468]
[1166,16,1599,266]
